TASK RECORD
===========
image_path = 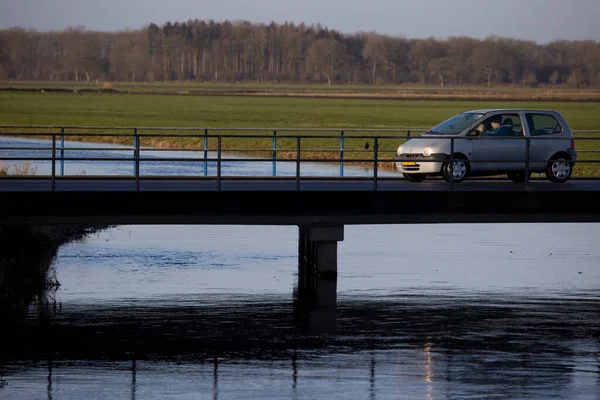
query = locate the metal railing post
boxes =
[217,136,222,191]
[60,127,65,176]
[525,137,530,188]
[203,128,208,177]
[51,134,56,191]
[450,137,455,190]
[272,129,277,177]
[373,137,379,191]
[296,136,301,191]
[340,130,344,177]
[134,128,140,191]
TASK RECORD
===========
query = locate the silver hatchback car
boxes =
[395,109,577,183]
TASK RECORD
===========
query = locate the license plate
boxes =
[401,161,417,166]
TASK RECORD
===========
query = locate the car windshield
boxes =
[429,112,486,135]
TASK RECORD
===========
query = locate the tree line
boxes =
[1,19,599,87]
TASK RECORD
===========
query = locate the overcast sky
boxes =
[1,0,599,43]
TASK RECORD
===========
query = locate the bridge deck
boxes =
[1,177,599,225]
[1,176,599,192]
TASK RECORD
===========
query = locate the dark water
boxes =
[3,293,600,399]
[1,224,599,399]
[1,138,600,399]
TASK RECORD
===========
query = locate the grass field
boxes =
[3,80,600,101]
[1,88,599,176]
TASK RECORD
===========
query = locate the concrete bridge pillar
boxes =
[297,225,344,311]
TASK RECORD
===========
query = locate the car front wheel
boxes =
[403,173,427,183]
[546,157,572,183]
[442,156,469,183]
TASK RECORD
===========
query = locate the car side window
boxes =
[526,113,563,136]
[474,114,522,137]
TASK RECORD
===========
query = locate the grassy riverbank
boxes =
[1,90,599,176]
[0,153,111,320]
[0,224,112,320]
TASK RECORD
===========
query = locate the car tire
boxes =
[507,171,531,183]
[403,173,427,183]
[442,156,469,184]
[546,156,573,183]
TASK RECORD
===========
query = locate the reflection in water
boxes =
[213,356,218,400]
[292,350,298,399]
[370,356,375,400]
[2,294,599,399]
[131,359,136,400]
[47,359,52,400]
[424,340,433,400]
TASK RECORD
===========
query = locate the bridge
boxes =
[1,127,600,312]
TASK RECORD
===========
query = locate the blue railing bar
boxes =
[2,156,599,164]
[3,175,591,180]
[136,133,402,139]
[60,127,65,176]
[2,132,600,141]
[204,128,208,177]
[3,134,598,143]
[340,130,344,177]
[296,137,301,191]
[272,130,277,177]
[0,132,144,137]
[1,146,594,155]
[373,137,378,191]
[0,157,148,162]
[0,132,417,139]
[0,125,430,131]
[134,129,140,191]
[46,147,137,151]
[0,146,137,151]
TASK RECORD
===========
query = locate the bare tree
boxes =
[0,20,599,86]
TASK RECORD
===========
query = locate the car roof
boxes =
[462,108,558,114]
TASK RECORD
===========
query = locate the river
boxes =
[1,137,599,399]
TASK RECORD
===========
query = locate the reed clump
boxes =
[0,161,38,176]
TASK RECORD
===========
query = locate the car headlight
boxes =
[422,146,433,157]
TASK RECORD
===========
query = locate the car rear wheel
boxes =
[403,173,427,182]
[546,156,572,183]
[507,171,531,183]
[442,156,469,183]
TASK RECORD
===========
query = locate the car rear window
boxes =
[526,113,563,136]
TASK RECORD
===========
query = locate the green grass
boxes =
[3,91,600,128]
[4,80,600,97]
[0,91,599,176]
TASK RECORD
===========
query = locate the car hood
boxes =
[398,138,442,153]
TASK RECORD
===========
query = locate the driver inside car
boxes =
[474,115,502,135]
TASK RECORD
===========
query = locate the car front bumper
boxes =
[394,153,447,174]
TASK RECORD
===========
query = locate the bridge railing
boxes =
[1,126,599,190]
